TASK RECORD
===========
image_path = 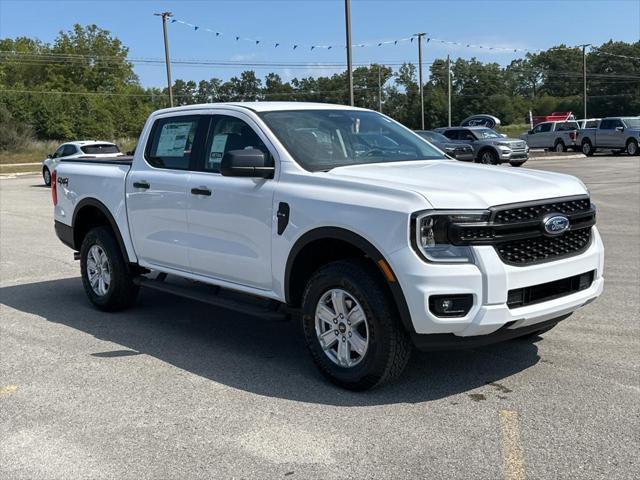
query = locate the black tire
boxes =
[553,140,566,153]
[509,160,526,167]
[301,259,411,391]
[626,139,639,156]
[43,167,51,187]
[80,226,139,311]
[477,149,498,165]
[581,140,595,156]
[519,323,557,341]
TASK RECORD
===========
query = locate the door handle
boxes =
[133,181,150,189]
[191,187,212,196]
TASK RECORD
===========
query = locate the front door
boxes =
[126,115,204,272]
[186,112,276,290]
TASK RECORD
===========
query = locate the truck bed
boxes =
[60,155,133,165]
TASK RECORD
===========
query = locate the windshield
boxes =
[472,128,502,139]
[416,130,450,144]
[259,110,444,171]
[623,118,640,128]
[80,144,120,155]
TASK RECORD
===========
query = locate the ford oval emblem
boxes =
[543,214,570,235]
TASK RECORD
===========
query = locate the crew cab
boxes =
[42,141,123,186]
[578,116,640,156]
[519,120,580,152]
[53,103,604,390]
[434,126,529,166]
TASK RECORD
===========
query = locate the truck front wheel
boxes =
[80,226,139,311]
[301,259,411,390]
[626,139,639,156]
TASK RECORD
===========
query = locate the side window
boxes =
[442,130,458,140]
[599,120,613,130]
[532,124,544,134]
[460,130,476,141]
[52,146,66,158]
[610,119,623,129]
[538,123,552,133]
[62,145,77,157]
[146,116,200,169]
[204,115,270,173]
[557,122,578,131]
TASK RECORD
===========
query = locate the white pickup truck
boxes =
[53,102,604,390]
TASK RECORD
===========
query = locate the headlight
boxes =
[497,142,512,148]
[412,210,489,263]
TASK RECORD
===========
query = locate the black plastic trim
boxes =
[284,227,415,334]
[411,314,571,351]
[71,198,131,264]
[59,157,132,165]
[54,220,74,249]
[277,202,290,235]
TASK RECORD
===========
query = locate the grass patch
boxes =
[497,124,529,139]
[0,138,138,165]
[0,164,42,175]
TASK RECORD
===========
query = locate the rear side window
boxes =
[557,122,579,131]
[52,146,65,158]
[442,130,458,140]
[145,116,201,169]
[81,144,120,155]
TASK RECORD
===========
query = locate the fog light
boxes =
[578,271,594,290]
[429,294,473,317]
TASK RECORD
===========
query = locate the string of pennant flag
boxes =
[170,18,547,53]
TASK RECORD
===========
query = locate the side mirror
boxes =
[220,149,274,178]
[528,130,534,134]
[47,154,53,158]
[616,126,624,132]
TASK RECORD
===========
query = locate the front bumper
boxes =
[498,148,529,162]
[389,226,604,338]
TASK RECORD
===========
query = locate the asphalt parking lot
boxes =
[1,155,638,480]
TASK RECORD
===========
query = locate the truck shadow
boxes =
[0,277,541,406]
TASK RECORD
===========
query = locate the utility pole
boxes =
[378,64,382,112]
[447,54,452,127]
[580,44,591,119]
[154,11,174,107]
[344,0,354,106]
[415,33,426,130]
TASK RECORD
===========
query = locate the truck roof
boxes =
[153,101,371,115]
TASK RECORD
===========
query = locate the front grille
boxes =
[448,196,595,266]
[494,198,590,223]
[496,228,592,265]
[507,271,595,308]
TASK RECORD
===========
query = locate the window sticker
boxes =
[156,122,193,156]
[208,134,228,167]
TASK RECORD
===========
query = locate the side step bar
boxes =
[133,276,289,321]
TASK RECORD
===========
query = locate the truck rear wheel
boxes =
[80,226,139,311]
[301,259,411,390]
[581,140,595,156]
[554,140,566,153]
[626,139,639,156]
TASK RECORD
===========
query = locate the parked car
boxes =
[434,126,529,166]
[577,118,601,130]
[578,116,640,156]
[42,141,123,186]
[52,102,603,390]
[414,130,474,161]
[519,120,580,152]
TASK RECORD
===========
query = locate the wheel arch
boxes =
[72,198,131,265]
[285,227,415,333]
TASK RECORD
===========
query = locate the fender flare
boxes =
[72,198,131,263]
[285,227,415,334]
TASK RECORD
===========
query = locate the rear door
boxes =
[126,114,205,272]
[186,111,276,290]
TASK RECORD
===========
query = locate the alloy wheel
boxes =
[86,244,111,296]
[314,288,369,368]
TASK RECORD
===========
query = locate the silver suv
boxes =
[434,126,529,166]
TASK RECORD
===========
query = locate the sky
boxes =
[1,0,639,88]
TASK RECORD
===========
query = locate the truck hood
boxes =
[328,160,587,209]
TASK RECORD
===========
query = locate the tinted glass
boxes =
[260,110,444,171]
[538,123,553,132]
[146,116,200,169]
[623,118,640,128]
[473,128,502,139]
[557,122,579,131]
[441,130,458,140]
[460,130,477,141]
[204,115,269,172]
[52,146,65,158]
[62,145,77,156]
[81,144,120,155]
[599,120,613,129]
[416,130,450,143]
